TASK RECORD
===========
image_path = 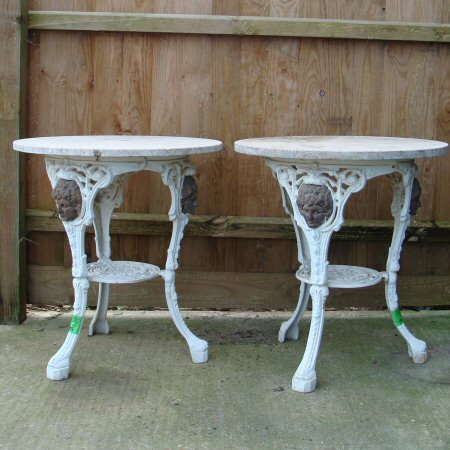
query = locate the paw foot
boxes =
[47,360,70,381]
[189,339,208,364]
[279,321,299,343]
[88,319,110,336]
[408,340,427,364]
[292,370,317,393]
[412,352,427,364]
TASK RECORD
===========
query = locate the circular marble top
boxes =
[13,135,222,158]
[234,136,448,161]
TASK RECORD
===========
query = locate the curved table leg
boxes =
[279,282,311,343]
[282,180,333,392]
[89,176,127,336]
[278,187,311,342]
[89,283,110,335]
[292,285,328,393]
[45,160,115,380]
[164,269,208,363]
[47,277,89,380]
[386,170,427,363]
[47,189,91,379]
[291,217,331,393]
[267,159,367,392]
[161,161,208,363]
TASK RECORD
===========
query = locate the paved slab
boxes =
[1,310,449,450]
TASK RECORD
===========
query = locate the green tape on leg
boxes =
[69,315,83,335]
[391,309,404,327]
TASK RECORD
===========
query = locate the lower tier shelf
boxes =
[87,259,160,284]
[296,264,384,288]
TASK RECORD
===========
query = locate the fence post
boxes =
[0,0,27,324]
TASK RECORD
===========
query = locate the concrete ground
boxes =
[0,309,449,450]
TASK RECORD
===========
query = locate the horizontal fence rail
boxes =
[21,5,450,311]
[26,209,450,242]
[29,265,450,309]
[28,11,450,43]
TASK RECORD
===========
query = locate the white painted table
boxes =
[14,135,222,380]
[235,136,448,393]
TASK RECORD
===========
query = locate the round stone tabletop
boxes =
[234,136,448,161]
[13,135,223,158]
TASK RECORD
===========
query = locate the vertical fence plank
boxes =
[350,40,385,220]
[237,1,269,217]
[433,44,450,220]
[0,0,27,323]
[23,1,450,309]
[384,1,443,221]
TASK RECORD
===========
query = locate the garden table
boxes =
[13,135,222,380]
[234,136,448,393]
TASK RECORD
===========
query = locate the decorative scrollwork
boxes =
[161,160,195,218]
[297,264,382,288]
[87,259,160,284]
[386,164,419,278]
[95,174,128,210]
[267,160,373,285]
[48,162,111,193]
[160,160,196,271]
[46,159,116,224]
[267,160,366,232]
[45,159,128,278]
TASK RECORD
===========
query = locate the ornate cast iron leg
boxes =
[45,160,114,380]
[386,167,427,363]
[268,160,367,392]
[278,188,311,343]
[291,186,334,393]
[161,162,208,363]
[279,282,311,343]
[47,274,89,381]
[292,284,329,393]
[89,175,128,336]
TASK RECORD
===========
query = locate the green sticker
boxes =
[69,315,83,335]
[391,309,404,327]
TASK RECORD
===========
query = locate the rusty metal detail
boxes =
[181,175,199,214]
[52,179,82,221]
[409,177,422,216]
[297,183,333,228]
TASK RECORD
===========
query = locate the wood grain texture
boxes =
[25,209,450,242]
[0,0,27,323]
[264,39,299,214]
[349,41,385,220]
[28,0,446,24]
[380,41,442,221]
[27,29,94,211]
[28,11,450,42]
[238,35,269,216]
[385,0,444,23]
[28,265,450,309]
[383,1,444,221]
[24,0,450,308]
[27,228,450,280]
[433,44,450,220]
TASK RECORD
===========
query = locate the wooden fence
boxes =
[2,0,450,322]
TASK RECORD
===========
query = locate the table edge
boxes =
[234,139,448,161]
[12,137,223,157]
